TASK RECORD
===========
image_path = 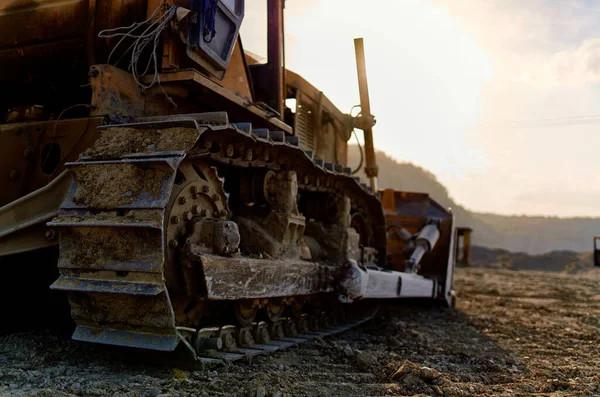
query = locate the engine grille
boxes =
[295,102,316,152]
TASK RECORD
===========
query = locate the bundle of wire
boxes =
[98,3,178,107]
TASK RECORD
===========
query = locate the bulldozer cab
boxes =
[594,236,600,266]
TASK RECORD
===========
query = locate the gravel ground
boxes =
[1,267,600,397]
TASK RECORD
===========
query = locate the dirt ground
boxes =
[1,267,600,397]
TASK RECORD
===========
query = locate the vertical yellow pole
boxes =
[354,38,378,191]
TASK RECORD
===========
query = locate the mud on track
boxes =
[1,267,600,397]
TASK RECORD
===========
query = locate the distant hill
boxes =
[469,245,594,273]
[347,146,600,254]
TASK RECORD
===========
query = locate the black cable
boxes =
[350,128,364,175]
[42,104,92,174]
[49,112,94,181]
[41,103,92,181]
[349,104,364,175]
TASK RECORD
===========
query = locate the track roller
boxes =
[194,328,223,353]
[236,327,255,347]
[219,325,237,351]
[253,321,271,344]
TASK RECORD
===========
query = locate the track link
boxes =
[127,306,378,370]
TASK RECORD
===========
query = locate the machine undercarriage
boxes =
[0,0,457,363]
[43,111,446,359]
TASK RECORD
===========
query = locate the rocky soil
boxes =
[2,267,600,397]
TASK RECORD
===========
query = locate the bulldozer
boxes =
[0,0,457,361]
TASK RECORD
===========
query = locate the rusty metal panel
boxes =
[218,38,254,101]
[0,0,146,82]
[143,69,293,133]
[90,64,152,122]
[200,254,335,300]
[0,118,103,206]
[0,0,87,49]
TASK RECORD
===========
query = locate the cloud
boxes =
[531,39,600,87]
[437,1,600,88]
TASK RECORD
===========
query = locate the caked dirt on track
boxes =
[1,267,600,397]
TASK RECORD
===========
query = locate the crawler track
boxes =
[47,112,386,359]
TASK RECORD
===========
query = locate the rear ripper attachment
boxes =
[48,112,451,361]
[381,189,456,307]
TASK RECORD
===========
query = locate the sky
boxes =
[240,0,600,217]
